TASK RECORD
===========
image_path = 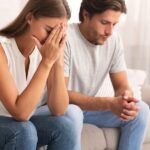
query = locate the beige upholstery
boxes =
[81,124,106,150]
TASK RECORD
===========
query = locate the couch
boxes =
[40,69,150,150]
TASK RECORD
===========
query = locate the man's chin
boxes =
[94,40,106,45]
[90,38,107,45]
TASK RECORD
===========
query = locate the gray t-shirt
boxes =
[64,23,126,96]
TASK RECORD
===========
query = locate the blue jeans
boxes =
[84,101,150,150]
[0,104,83,150]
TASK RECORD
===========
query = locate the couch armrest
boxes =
[141,84,150,106]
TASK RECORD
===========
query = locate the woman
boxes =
[0,0,83,150]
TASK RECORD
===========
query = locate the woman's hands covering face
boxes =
[32,24,67,66]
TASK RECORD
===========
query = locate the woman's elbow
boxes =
[12,113,30,122]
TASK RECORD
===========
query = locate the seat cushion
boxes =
[102,128,120,149]
[81,124,106,150]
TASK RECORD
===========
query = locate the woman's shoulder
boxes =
[0,36,12,44]
[0,36,14,65]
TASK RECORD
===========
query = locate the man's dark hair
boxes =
[79,0,127,22]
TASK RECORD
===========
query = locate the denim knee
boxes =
[65,104,83,132]
[135,101,150,127]
[0,120,38,150]
[61,104,83,149]
[18,121,38,142]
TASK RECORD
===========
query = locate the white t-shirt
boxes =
[64,23,126,96]
[0,36,47,117]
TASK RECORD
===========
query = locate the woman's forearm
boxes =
[47,63,69,116]
[13,60,53,120]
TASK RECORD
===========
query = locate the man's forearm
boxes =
[68,90,113,111]
[115,85,133,97]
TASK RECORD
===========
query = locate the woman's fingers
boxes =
[39,24,66,65]
[45,25,60,44]
[52,24,66,46]
[52,26,63,43]
[43,24,66,47]
[59,34,67,48]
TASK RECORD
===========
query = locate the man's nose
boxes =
[105,25,113,36]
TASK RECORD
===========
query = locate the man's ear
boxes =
[25,12,33,25]
[82,9,90,21]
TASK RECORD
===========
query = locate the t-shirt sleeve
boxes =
[110,33,127,73]
[64,41,71,77]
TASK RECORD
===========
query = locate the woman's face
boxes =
[27,14,68,45]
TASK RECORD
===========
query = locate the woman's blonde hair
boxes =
[0,0,71,37]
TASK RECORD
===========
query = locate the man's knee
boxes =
[65,104,83,129]
[59,105,83,144]
[136,101,150,126]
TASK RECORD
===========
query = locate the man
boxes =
[64,0,150,150]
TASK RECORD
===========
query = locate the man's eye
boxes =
[113,23,117,27]
[101,20,108,24]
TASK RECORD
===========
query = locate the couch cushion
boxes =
[81,124,106,150]
[102,128,120,150]
[142,143,150,150]
[141,84,150,105]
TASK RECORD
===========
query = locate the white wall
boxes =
[67,0,82,23]
[0,0,27,29]
[0,0,80,28]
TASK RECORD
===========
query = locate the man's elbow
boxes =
[51,107,68,116]
[52,109,66,116]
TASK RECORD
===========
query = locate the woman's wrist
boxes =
[54,56,64,67]
[41,58,54,69]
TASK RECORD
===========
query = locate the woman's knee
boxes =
[0,120,38,150]
[15,121,38,144]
